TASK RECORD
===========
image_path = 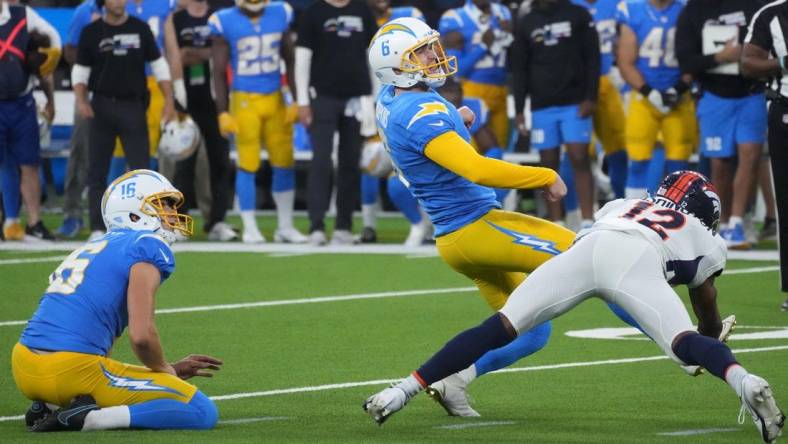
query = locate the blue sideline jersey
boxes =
[462,96,489,135]
[208,4,293,94]
[127,0,177,51]
[573,0,619,75]
[376,85,499,237]
[66,0,101,47]
[20,230,175,356]
[388,6,424,22]
[438,0,511,85]
[617,0,685,91]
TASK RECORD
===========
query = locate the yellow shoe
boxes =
[3,222,25,241]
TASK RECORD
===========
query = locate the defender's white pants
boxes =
[500,230,695,365]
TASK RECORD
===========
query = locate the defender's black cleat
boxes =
[24,401,52,429]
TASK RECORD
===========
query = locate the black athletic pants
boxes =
[307,95,361,232]
[173,95,231,232]
[88,94,149,231]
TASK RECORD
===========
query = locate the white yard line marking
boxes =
[657,427,740,436]
[1,345,785,422]
[0,255,65,265]
[0,287,477,327]
[434,421,517,430]
[0,264,779,327]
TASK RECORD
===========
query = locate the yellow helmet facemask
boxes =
[142,191,194,237]
[399,37,457,83]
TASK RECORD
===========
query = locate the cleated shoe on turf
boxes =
[363,386,409,425]
[330,230,359,246]
[26,221,56,241]
[274,227,308,244]
[360,226,377,243]
[242,225,265,244]
[207,222,238,242]
[781,299,788,312]
[722,223,751,250]
[30,395,98,432]
[57,217,83,238]
[25,401,53,429]
[3,221,25,241]
[426,373,481,417]
[738,374,785,443]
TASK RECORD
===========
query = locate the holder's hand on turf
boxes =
[172,354,223,380]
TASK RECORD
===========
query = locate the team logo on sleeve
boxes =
[407,102,449,128]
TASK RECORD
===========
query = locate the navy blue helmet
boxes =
[655,171,721,235]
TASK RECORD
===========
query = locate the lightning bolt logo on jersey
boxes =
[376,84,499,237]
[617,0,685,91]
[438,0,511,85]
[208,3,293,94]
[574,0,619,75]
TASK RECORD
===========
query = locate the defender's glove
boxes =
[640,84,670,114]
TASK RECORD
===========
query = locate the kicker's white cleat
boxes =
[426,373,481,417]
[363,386,409,425]
[682,315,737,376]
[738,374,785,443]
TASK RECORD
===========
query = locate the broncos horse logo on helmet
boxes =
[654,170,721,235]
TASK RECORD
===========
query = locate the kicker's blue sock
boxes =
[236,169,256,211]
[672,332,739,381]
[107,157,126,185]
[560,154,578,212]
[1,160,21,219]
[606,150,627,198]
[361,173,379,205]
[129,391,218,430]
[416,314,514,386]
[271,167,295,193]
[474,321,551,377]
[387,175,421,225]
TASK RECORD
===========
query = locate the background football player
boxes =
[364,171,785,444]
[439,0,513,148]
[209,0,307,243]
[12,170,222,432]
[617,0,698,198]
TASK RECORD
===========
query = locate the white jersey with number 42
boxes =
[579,198,728,288]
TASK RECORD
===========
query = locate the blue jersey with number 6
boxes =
[19,230,175,356]
[617,0,685,91]
[208,4,293,94]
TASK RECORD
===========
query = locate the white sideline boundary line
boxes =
[0,255,66,265]
[435,421,517,430]
[0,265,780,328]
[2,344,784,423]
[0,241,778,261]
[657,427,740,436]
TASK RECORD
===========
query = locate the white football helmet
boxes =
[360,139,394,178]
[368,17,457,88]
[235,0,269,13]
[102,169,193,244]
[159,117,200,161]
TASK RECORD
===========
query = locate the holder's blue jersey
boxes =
[439,0,511,85]
[376,85,499,237]
[617,0,685,91]
[574,0,619,75]
[208,3,293,94]
[20,230,175,356]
